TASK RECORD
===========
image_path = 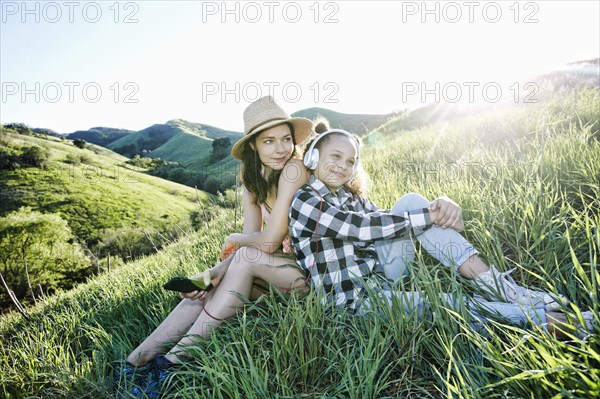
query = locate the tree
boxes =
[73,138,87,149]
[0,208,90,309]
[4,123,32,135]
[211,137,231,162]
[204,176,220,194]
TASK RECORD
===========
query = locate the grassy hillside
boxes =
[1,89,598,398]
[101,119,243,193]
[106,119,242,160]
[0,131,212,243]
[68,127,135,147]
[292,107,394,136]
[64,110,396,195]
[149,131,214,164]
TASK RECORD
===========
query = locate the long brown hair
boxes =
[306,117,369,197]
[240,122,300,205]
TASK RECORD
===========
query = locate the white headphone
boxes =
[303,129,361,173]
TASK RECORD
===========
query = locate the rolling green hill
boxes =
[0,130,212,244]
[95,120,244,193]
[68,127,134,147]
[62,110,396,195]
[291,107,395,136]
[106,119,242,161]
[1,87,598,398]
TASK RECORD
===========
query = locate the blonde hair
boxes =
[305,117,369,197]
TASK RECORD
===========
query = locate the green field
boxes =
[1,88,598,398]
[0,132,212,242]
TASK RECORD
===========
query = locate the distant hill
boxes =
[107,119,242,160]
[32,127,63,138]
[26,112,394,194]
[68,127,134,147]
[291,108,395,136]
[363,59,600,141]
[534,58,599,97]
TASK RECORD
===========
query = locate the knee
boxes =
[392,193,430,214]
[229,246,263,273]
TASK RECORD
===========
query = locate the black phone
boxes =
[163,277,212,293]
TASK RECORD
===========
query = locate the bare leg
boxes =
[457,255,491,278]
[379,193,564,308]
[126,298,206,366]
[164,247,307,363]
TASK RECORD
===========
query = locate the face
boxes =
[314,134,357,191]
[251,124,294,172]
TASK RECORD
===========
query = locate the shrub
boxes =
[211,137,231,162]
[20,146,49,168]
[64,153,81,165]
[0,147,21,170]
[79,154,93,164]
[0,207,90,307]
[3,123,32,135]
[204,176,220,194]
[73,138,87,149]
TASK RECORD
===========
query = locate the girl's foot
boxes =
[127,355,177,399]
[473,266,568,310]
[546,310,597,339]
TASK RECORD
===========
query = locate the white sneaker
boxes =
[576,311,596,339]
[472,266,568,311]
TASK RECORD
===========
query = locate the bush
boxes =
[0,146,21,170]
[211,137,231,162]
[64,153,81,165]
[97,218,193,262]
[73,138,87,149]
[79,154,93,164]
[20,146,49,168]
[0,207,90,307]
[190,207,222,229]
[219,188,241,208]
[98,226,154,261]
[204,176,220,194]
[3,123,32,135]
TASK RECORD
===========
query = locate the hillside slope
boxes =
[1,88,598,398]
[68,127,134,146]
[106,119,242,161]
[292,107,394,136]
[0,131,212,243]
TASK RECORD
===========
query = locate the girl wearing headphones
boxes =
[289,119,588,336]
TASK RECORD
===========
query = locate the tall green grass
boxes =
[1,89,598,398]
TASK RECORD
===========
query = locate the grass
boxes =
[1,88,599,398]
[0,132,212,242]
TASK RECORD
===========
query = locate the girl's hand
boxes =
[178,266,226,301]
[221,234,241,261]
[429,196,464,232]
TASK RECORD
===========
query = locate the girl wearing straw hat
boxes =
[119,96,314,396]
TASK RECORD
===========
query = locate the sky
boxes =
[1,0,599,134]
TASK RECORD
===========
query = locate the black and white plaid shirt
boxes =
[289,176,432,312]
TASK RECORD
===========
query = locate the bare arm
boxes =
[242,186,262,234]
[182,160,308,299]
[225,159,309,253]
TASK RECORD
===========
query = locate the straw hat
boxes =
[231,96,313,160]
